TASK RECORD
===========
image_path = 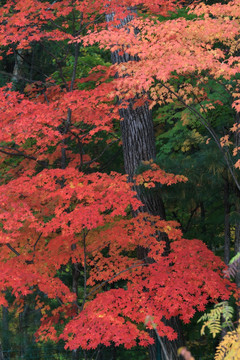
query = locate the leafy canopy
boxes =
[0,0,237,352]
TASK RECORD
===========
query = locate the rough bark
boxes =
[106,7,184,360]
[119,99,185,360]
[119,100,166,218]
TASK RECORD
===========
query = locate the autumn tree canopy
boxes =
[0,0,238,358]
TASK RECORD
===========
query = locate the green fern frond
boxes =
[200,320,222,338]
[229,252,240,265]
[224,252,240,278]
[198,302,234,338]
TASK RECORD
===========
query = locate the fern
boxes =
[199,302,239,360]
[198,302,234,338]
[224,252,240,279]
[215,321,240,360]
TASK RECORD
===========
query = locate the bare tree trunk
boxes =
[224,177,231,265]
[19,304,29,359]
[11,49,25,91]
[235,195,240,316]
[106,8,184,360]
[0,342,5,360]
[1,306,8,360]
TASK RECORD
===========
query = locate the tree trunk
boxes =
[224,177,231,265]
[11,49,25,91]
[235,194,240,316]
[0,342,5,360]
[106,8,184,360]
[119,100,166,218]
[119,98,185,360]
[234,113,240,315]
[19,304,29,359]
[1,306,8,360]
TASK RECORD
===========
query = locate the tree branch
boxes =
[6,243,20,256]
[0,146,37,161]
[86,261,148,300]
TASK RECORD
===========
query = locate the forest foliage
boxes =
[0,0,240,359]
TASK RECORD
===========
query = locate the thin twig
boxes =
[6,243,20,256]
[86,261,148,299]
[0,70,37,84]
[154,329,170,360]
[0,147,37,161]
[33,232,42,251]
[84,139,119,167]
[184,205,199,233]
